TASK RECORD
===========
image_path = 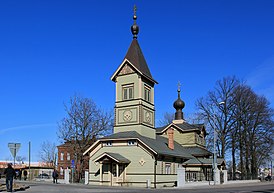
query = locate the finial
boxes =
[173,82,185,120]
[131,5,139,39]
[133,5,137,23]
[177,81,181,99]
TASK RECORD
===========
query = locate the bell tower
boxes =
[111,6,158,139]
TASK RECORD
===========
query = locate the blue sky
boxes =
[0,0,273,162]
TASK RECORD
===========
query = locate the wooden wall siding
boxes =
[162,130,196,146]
[116,74,139,102]
[89,144,155,185]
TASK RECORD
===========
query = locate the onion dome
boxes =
[173,82,185,120]
[131,5,139,39]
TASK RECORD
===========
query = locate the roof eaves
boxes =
[83,140,100,156]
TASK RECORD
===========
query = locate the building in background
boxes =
[0,161,53,180]
[57,138,95,180]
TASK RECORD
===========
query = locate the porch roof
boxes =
[93,152,131,164]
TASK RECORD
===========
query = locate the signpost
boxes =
[71,159,75,183]
[8,143,21,166]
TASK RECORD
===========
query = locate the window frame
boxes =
[60,152,64,161]
[144,86,151,102]
[105,141,113,146]
[67,153,70,161]
[122,84,134,100]
[165,163,171,174]
[127,140,136,146]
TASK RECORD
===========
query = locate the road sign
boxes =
[8,143,21,158]
[71,159,75,168]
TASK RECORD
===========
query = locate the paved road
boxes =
[5,180,274,193]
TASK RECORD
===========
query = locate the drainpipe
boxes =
[154,157,157,189]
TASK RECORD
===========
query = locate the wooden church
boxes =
[84,7,225,188]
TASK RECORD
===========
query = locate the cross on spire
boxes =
[131,5,139,39]
[177,81,181,92]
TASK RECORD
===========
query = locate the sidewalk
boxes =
[176,179,271,189]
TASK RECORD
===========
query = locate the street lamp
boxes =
[213,101,225,185]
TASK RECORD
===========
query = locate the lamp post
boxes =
[213,101,225,185]
[213,123,217,185]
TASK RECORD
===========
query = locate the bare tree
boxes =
[157,112,174,126]
[233,84,274,179]
[16,156,26,164]
[196,76,239,158]
[39,140,57,167]
[58,94,113,182]
[196,77,274,180]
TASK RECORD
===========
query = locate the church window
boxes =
[144,86,151,102]
[165,163,171,174]
[127,140,136,146]
[105,141,112,146]
[123,84,134,100]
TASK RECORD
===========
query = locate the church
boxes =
[83,7,225,188]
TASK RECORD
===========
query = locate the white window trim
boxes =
[144,86,151,102]
[122,84,134,100]
[127,140,136,146]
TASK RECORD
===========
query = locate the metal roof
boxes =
[184,146,212,157]
[93,152,131,164]
[102,131,194,159]
[111,39,157,84]
[183,158,225,166]
[155,122,205,134]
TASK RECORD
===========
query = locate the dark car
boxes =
[37,173,50,179]
[265,174,272,181]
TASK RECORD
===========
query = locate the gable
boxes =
[156,122,203,135]
[111,59,141,82]
[118,63,135,76]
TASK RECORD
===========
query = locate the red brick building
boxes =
[57,138,95,179]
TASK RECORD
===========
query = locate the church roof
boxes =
[184,146,212,157]
[111,39,158,84]
[183,158,225,166]
[124,39,153,80]
[155,122,205,134]
[101,131,194,159]
[93,152,131,164]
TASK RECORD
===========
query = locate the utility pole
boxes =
[213,124,217,185]
[212,101,225,185]
[29,141,31,181]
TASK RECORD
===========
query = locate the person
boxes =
[52,169,58,184]
[4,163,16,192]
[23,170,28,180]
[18,169,22,180]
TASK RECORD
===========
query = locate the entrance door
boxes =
[111,163,125,186]
[101,163,110,185]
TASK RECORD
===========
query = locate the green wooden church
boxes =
[84,7,225,188]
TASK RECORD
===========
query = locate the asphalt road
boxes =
[11,181,274,193]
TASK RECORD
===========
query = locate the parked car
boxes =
[265,174,272,181]
[37,173,50,179]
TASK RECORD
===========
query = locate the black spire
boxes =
[173,82,185,120]
[131,5,139,39]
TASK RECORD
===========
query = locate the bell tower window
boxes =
[144,86,151,102]
[123,84,134,100]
